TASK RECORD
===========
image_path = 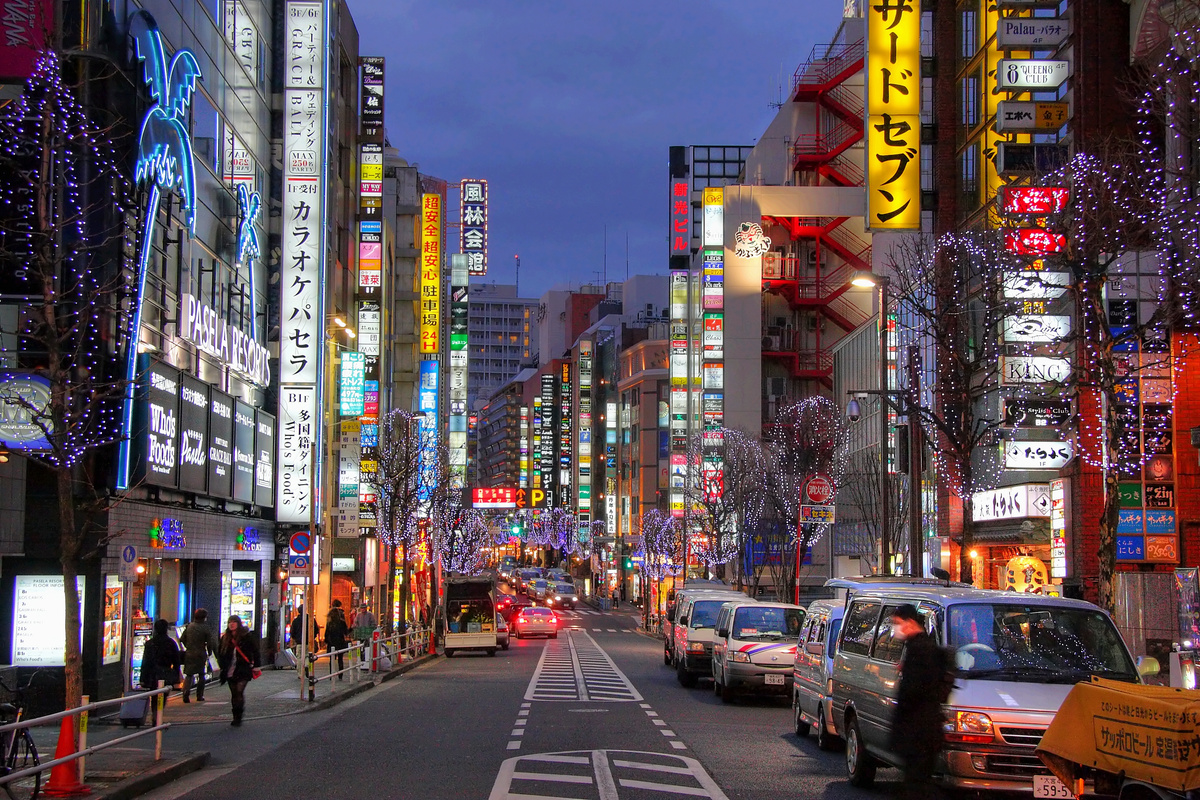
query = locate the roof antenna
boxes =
[514,254,520,295]
[625,231,629,280]
[603,224,608,286]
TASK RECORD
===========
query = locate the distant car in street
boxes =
[513,568,542,592]
[496,593,532,621]
[526,579,550,601]
[512,607,558,639]
[545,583,579,610]
[545,568,571,583]
[495,613,510,650]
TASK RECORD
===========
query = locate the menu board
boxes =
[12,575,84,666]
[222,571,257,631]
[141,359,180,487]
[102,574,122,665]
[208,390,235,499]
[177,375,209,494]
[255,410,276,507]
[233,400,256,502]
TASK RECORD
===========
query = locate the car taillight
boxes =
[549,615,558,624]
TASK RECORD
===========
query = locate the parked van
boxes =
[672,590,749,687]
[829,580,1159,794]
[792,598,845,751]
[662,582,739,666]
[711,601,805,702]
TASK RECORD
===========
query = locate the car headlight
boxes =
[730,651,751,663]
[944,711,995,744]
[555,595,561,600]
[688,642,706,653]
[572,596,578,602]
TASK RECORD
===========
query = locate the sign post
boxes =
[798,474,836,603]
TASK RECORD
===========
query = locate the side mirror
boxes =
[678,616,688,626]
[1137,655,1161,679]
[805,641,824,656]
[716,628,728,639]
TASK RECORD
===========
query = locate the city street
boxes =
[137,606,897,799]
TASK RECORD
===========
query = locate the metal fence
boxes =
[304,626,430,702]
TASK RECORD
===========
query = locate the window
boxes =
[840,602,882,656]
[960,72,979,128]
[870,605,906,664]
[960,0,979,60]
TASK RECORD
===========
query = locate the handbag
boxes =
[235,645,262,680]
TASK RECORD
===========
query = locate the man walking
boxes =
[888,604,952,799]
[353,603,378,665]
[180,609,217,703]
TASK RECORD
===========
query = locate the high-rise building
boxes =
[468,283,539,412]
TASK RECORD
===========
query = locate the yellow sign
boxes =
[867,0,921,230]
[361,163,383,181]
[702,187,722,207]
[419,193,441,353]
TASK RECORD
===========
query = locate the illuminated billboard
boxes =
[420,194,442,353]
[866,0,920,230]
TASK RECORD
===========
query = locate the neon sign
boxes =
[149,517,186,549]
[235,184,261,338]
[119,12,203,490]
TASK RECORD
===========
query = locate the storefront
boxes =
[968,483,1056,593]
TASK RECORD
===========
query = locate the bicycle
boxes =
[0,675,41,800]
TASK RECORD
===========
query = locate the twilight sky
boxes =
[352,1,846,297]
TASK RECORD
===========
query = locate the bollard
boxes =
[351,644,360,684]
[306,652,316,702]
[78,694,89,781]
[154,681,164,761]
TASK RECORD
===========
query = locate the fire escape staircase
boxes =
[790,39,865,186]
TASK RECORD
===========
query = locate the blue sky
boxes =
[352,2,846,296]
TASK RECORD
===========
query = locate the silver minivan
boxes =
[830,581,1158,795]
[672,591,750,687]
[663,584,741,667]
[712,601,805,702]
[792,598,844,751]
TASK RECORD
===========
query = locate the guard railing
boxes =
[304,626,430,702]
[0,684,172,790]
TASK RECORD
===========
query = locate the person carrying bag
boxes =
[217,615,260,727]
[139,619,182,704]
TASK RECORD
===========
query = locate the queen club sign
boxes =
[180,293,270,386]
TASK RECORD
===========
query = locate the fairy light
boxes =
[639,509,683,581]
[370,409,447,547]
[0,49,134,470]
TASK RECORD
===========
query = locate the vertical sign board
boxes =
[417,361,440,506]
[448,256,469,489]
[420,194,442,354]
[669,177,690,256]
[232,400,256,503]
[359,56,385,143]
[338,420,361,538]
[460,179,489,277]
[254,410,276,507]
[577,340,593,524]
[701,188,724,501]
[866,0,921,230]
[278,0,326,522]
[1049,478,1069,579]
[339,352,366,416]
[358,145,384,289]
[138,358,180,488]
[541,373,556,503]
[208,390,235,499]
[559,362,573,508]
[178,375,209,494]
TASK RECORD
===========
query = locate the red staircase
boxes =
[791,41,865,175]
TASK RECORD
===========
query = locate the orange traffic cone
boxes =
[41,717,90,797]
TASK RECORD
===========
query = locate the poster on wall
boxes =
[139,358,180,488]
[178,375,209,494]
[255,410,276,508]
[233,401,256,503]
[102,575,123,665]
[12,575,84,667]
[226,571,256,631]
[208,390,235,499]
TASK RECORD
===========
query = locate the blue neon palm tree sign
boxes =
[118,12,203,490]
[236,184,262,339]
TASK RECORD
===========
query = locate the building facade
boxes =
[467,283,538,412]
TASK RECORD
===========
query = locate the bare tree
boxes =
[0,50,135,711]
[682,428,768,576]
[434,506,490,575]
[639,508,683,629]
[369,409,449,628]
[834,450,910,574]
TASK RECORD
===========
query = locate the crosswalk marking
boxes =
[489,750,730,800]
[523,630,641,702]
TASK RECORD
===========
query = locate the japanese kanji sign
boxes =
[866,0,921,230]
[359,56,384,143]
[359,144,383,288]
[420,193,442,353]
[670,179,690,256]
[277,386,317,523]
[460,179,488,277]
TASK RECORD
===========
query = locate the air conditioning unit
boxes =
[766,394,784,419]
[762,335,781,350]
[805,316,825,332]
[806,249,826,269]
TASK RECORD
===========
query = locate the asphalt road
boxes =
[140,605,903,799]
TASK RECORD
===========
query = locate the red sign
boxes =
[670,181,690,255]
[804,475,834,505]
[0,0,53,81]
[1000,187,1070,215]
[1005,228,1067,256]
[472,487,516,508]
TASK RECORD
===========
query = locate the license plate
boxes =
[1033,775,1074,799]
[764,674,785,685]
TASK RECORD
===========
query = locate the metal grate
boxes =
[998,727,1046,747]
[985,753,1053,777]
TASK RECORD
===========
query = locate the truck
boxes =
[441,575,497,657]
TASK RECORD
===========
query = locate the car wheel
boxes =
[720,678,735,704]
[501,642,509,651]
[444,649,454,658]
[844,713,877,787]
[816,706,840,751]
[664,647,672,666]
[550,632,558,639]
[793,695,811,737]
[676,657,697,688]
[487,648,497,657]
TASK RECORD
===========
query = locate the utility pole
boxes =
[907,346,924,577]
[878,278,891,576]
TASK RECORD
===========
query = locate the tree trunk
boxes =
[1096,388,1122,614]
[58,465,83,722]
[959,499,974,586]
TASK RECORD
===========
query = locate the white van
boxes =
[711,601,805,702]
[792,598,844,751]
[829,580,1159,794]
[672,590,749,687]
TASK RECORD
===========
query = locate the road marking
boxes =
[489,751,729,800]
[523,631,642,702]
[653,719,666,726]
[661,729,676,736]
[507,741,521,750]
[645,711,658,717]
[671,741,688,750]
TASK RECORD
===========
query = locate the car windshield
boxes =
[948,603,1137,683]
[732,607,804,641]
[554,584,575,594]
[690,600,727,629]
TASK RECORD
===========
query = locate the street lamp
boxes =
[850,270,893,576]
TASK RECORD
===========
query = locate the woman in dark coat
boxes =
[324,602,349,678]
[216,615,259,726]
[139,619,182,704]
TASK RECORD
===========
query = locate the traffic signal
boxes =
[622,556,632,570]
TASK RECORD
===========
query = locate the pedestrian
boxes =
[139,619,183,703]
[289,606,320,654]
[180,609,218,703]
[888,604,953,800]
[325,601,349,678]
[353,602,378,664]
[217,615,260,727]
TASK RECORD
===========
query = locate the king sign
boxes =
[180,293,270,386]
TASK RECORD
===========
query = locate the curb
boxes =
[91,751,210,800]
